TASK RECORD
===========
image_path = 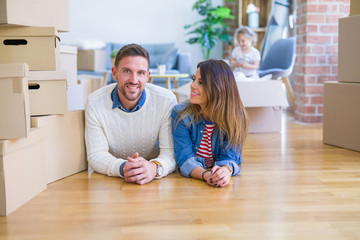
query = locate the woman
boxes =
[171,59,248,188]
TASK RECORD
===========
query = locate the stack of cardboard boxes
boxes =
[77,50,108,101]
[0,0,88,216]
[323,0,360,152]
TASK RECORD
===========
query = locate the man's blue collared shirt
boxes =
[111,85,146,112]
[111,85,146,177]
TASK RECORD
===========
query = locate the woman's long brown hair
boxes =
[176,59,248,150]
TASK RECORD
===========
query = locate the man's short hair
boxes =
[114,44,150,69]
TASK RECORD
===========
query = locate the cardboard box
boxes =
[338,15,360,83]
[31,111,87,183]
[67,84,85,111]
[238,80,288,133]
[60,45,78,86]
[246,107,283,133]
[350,0,360,16]
[235,80,289,108]
[323,82,360,152]
[77,49,106,71]
[0,27,61,71]
[0,63,30,139]
[0,0,69,32]
[28,71,68,116]
[78,74,104,105]
[0,128,47,216]
[172,79,289,133]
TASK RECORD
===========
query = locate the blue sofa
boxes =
[78,42,192,85]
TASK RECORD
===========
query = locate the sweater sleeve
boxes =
[84,99,126,177]
[149,94,177,178]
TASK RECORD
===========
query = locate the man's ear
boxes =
[111,66,117,80]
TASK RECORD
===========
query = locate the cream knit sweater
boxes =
[85,83,177,178]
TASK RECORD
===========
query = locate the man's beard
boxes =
[119,83,142,102]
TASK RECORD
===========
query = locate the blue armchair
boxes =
[257,37,296,107]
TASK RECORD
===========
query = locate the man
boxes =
[85,44,177,184]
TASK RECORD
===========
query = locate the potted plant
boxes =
[110,49,118,67]
[184,0,235,59]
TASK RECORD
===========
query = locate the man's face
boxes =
[112,56,150,110]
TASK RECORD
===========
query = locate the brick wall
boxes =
[294,0,350,122]
[223,0,351,123]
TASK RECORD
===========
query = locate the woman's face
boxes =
[190,68,207,109]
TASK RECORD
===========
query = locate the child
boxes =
[231,26,261,78]
[171,59,248,188]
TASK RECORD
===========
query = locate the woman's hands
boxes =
[203,165,232,188]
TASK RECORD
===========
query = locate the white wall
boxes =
[60,0,226,73]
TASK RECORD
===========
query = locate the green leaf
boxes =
[209,7,235,19]
[110,49,118,58]
[184,0,235,58]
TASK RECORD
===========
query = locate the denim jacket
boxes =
[171,102,242,177]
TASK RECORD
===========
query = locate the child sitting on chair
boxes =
[230,26,260,78]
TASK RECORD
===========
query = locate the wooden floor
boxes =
[1,110,360,239]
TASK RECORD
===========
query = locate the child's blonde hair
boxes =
[233,26,258,46]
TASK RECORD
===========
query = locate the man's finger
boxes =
[123,161,142,173]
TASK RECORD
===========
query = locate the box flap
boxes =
[236,80,289,107]
[0,63,29,78]
[28,71,67,81]
[172,79,289,108]
[0,26,59,37]
[60,45,78,55]
[0,128,46,157]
